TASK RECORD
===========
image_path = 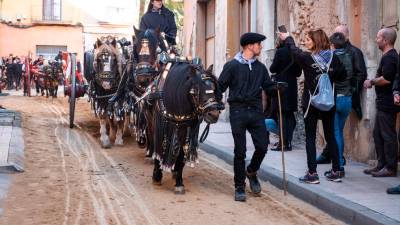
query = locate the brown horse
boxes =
[92,37,125,148]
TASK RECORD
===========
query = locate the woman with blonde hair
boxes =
[278,29,346,184]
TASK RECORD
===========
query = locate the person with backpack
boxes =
[317,25,367,165]
[266,38,302,151]
[317,32,356,178]
[278,29,346,184]
[363,28,399,177]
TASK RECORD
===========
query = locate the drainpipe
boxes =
[251,0,257,32]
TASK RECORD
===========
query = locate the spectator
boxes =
[278,29,346,184]
[5,57,14,90]
[15,57,23,91]
[317,25,368,164]
[266,38,302,151]
[317,32,356,177]
[363,28,399,177]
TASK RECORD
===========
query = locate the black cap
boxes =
[240,32,266,46]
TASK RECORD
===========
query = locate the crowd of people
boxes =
[0,54,26,94]
[0,51,82,97]
[217,24,400,201]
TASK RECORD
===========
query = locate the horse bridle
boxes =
[190,72,219,114]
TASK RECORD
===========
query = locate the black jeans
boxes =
[230,107,269,188]
[282,111,296,146]
[304,106,340,173]
[373,110,398,171]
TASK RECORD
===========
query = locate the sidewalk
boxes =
[200,121,400,225]
[0,108,24,215]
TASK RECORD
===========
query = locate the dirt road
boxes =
[0,93,346,225]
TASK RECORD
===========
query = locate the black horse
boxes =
[151,62,221,194]
[129,27,168,155]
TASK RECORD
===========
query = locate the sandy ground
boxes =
[0,91,346,225]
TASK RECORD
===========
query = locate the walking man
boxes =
[216,32,274,201]
[363,28,399,177]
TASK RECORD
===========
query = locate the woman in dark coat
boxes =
[140,0,177,45]
[278,29,346,184]
[267,39,302,151]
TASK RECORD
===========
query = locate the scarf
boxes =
[311,50,332,72]
[234,52,257,71]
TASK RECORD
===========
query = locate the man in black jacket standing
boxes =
[216,32,274,201]
[363,28,399,177]
[140,0,177,45]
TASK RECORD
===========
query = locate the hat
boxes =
[240,32,266,46]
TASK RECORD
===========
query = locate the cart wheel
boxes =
[69,54,77,128]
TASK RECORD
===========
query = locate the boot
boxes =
[234,186,246,201]
[316,146,331,164]
[246,170,261,195]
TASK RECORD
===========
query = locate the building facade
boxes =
[183,0,400,165]
[0,0,139,60]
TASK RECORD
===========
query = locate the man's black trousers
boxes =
[230,107,269,188]
[373,110,398,171]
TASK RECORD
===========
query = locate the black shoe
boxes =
[387,185,400,194]
[270,144,292,152]
[299,172,320,184]
[338,168,345,178]
[324,170,342,182]
[234,186,246,201]
[363,166,381,175]
[246,171,261,195]
[316,155,331,164]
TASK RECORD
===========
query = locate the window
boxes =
[43,0,61,21]
[240,0,251,34]
[205,0,215,68]
[36,45,67,60]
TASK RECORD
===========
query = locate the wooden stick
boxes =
[277,88,287,195]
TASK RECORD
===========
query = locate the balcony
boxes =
[30,5,73,25]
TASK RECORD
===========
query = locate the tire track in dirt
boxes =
[49,102,162,225]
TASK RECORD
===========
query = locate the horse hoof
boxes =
[115,139,123,146]
[101,140,111,148]
[152,177,162,186]
[174,186,185,195]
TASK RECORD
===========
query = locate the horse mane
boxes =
[163,63,197,116]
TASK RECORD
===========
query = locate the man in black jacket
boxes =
[363,28,399,177]
[216,32,274,201]
[335,25,367,120]
[140,0,177,45]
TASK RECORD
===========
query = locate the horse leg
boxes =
[115,120,124,146]
[152,158,163,185]
[99,117,111,148]
[174,149,185,194]
[109,118,117,143]
[122,112,131,137]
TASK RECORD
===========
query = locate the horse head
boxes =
[133,27,168,92]
[93,36,122,90]
[190,64,220,124]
